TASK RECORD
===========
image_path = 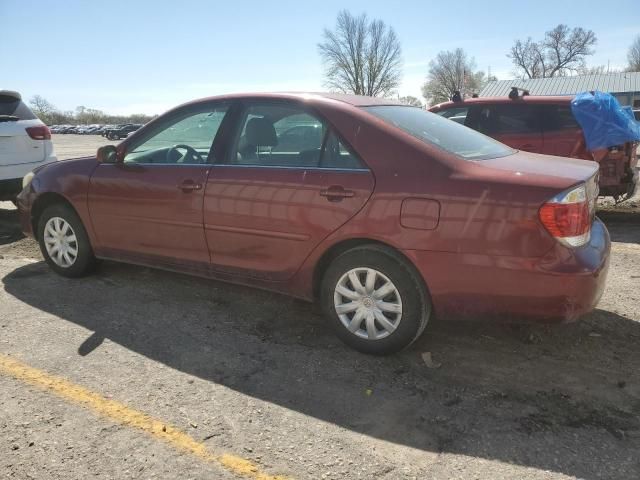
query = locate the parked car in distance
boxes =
[429,93,638,199]
[17,92,610,354]
[58,125,77,134]
[100,125,118,137]
[76,125,102,135]
[104,123,142,140]
[0,90,58,202]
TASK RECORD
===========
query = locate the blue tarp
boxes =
[570,91,640,151]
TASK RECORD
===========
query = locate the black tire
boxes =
[320,244,431,355]
[37,203,97,278]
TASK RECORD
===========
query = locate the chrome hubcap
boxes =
[334,267,403,340]
[43,217,78,268]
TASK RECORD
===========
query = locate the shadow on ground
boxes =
[0,208,23,246]
[3,258,640,479]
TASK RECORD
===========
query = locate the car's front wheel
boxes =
[37,203,97,278]
[320,244,431,355]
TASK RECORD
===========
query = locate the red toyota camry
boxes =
[17,93,610,354]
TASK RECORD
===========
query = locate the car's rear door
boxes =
[540,104,588,158]
[469,103,544,153]
[203,101,374,281]
[88,102,230,266]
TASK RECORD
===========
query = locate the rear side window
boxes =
[364,105,514,161]
[230,103,366,169]
[542,105,580,131]
[0,94,37,120]
[476,104,540,135]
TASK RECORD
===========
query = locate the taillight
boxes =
[25,125,51,140]
[539,184,591,247]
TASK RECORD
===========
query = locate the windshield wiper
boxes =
[0,115,19,122]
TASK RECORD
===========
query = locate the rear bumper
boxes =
[404,218,610,323]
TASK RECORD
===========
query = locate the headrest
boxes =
[245,117,278,147]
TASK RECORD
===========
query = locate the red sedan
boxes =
[17,93,610,354]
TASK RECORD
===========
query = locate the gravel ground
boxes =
[0,137,639,479]
[50,134,111,160]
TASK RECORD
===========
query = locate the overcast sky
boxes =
[2,0,637,115]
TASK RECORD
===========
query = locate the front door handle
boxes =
[178,180,203,192]
[320,185,355,202]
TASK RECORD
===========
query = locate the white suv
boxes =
[0,90,57,202]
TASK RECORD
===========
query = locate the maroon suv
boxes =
[429,95,638,199]
[17,93,610,354]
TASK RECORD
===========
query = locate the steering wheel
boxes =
[166,144,205,164]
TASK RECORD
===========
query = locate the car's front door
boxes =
[88,103,229,266]
[203,101,374,281]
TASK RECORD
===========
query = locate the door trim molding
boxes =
[204,223,310,241]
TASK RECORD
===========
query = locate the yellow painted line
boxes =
[0,354,289,480]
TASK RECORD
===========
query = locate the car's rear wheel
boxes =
[37,203,97,278]
[320,244,431,355]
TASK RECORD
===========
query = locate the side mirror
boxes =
[96,145,118,163]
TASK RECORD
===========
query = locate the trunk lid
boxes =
[478,150,599,188]
[0,119,48,166]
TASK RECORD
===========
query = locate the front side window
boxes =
[364,105,515,161]
[124,105,228,164]
[229,104,365,169]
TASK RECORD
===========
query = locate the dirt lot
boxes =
[0,136,639,479]
[50,133,112,160]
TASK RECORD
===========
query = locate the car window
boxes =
[231,104,327,167]
[477,104,540,135]
[541,105,580,131]
[0,94,37,120]
[364,105,515,161]
[436,107,469,125]
[124,106,228,164]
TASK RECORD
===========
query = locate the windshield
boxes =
[363,105,515,161]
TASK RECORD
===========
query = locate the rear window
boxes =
[364,105,515,161]
[0,94,36,120]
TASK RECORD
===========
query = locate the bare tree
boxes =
[578,65,620,75]
[29,95,57,123]
[398,95,423,107]
[509,24,597,78]
[421,49,487,105]
[27,94,156,126]
[318,10,402,97]
[628,35,640,72]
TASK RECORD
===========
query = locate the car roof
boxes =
[430,95,573,111]
[179,92,405,109]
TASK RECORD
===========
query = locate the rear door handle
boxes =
[320,185,355,202]
[177,180,203,192]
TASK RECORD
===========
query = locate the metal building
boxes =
[480,72,640,107]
